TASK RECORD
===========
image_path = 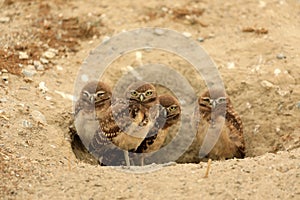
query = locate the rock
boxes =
[102,36,110,43]
[43,51,56,59]
[31,110,47,125]
[0,17,10,23]
[1,69,8,84]
[154,28,165,35]
[22,65,37,77]
[227,62,235,69]
[19,51,29,60]
[56,65,63,71]
[182,32,192,38]
[0,98,7,103]
[276,89,290,97]
[43,49,57,59]
[197,37,205,42]
[260,80,275,89]
[45,96,52,101]
[33,60,44,71]
[276,53,286,59]
[38,82,48,93]
[274,68,281,76]
[296,102,300,109]
[246,102,252,109]
[40,57,49,64]
[22,120,32,128]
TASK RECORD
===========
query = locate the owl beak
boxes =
[139,94,145,102]
[90,96,95,104]
[211,100,216,109]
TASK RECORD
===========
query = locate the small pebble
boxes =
[197,37,205,42]
[19,51,29,60]
[56,65,63,71]
[0,17,10,23]
[253,124,260,134]
[227,62,235,69]
[43,50,56,59]
[45,96,52,101]
[1,70,8,84]
[276,89,289,97]
[296,102,300,109]
[0,98,7,103]
[31,110,47,125]
[40,57,49,64]
[259,1,267,8]
[182,32,192,38]
[274,68,281,76]
[102,36,110,43]
[161,7,168,12]
[260,80,274,89]
[22,120,32,128]
[38,82,48,93]
[246,102,252,109]
[33,60,44,71]
[154,28,165,35]
[276,53,286,59]
[22,65,36,77]
[43,51,56,59]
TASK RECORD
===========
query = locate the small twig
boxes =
[203,159,212,178]
[0,114,9,120]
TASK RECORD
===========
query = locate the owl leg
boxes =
[140,154,145,166]
[123,151,130,166]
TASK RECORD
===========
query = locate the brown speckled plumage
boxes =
[74,81,112,149]
[135,94,181,165]
[89,82,159,166]
[197,89,245,160]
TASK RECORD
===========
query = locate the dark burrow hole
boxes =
[69,125,247,166]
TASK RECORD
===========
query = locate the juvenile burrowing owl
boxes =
[74,81,112,148]
[89,82,159,166]
[135,94,181,165]
[196,89,245,160]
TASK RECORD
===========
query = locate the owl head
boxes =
[125,81,158,106]
[159,94,181,128]
[80,81,112,107]
[198,88,229,116]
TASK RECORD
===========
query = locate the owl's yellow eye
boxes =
[202,97,210,102]
[169,105,177,111]
[96,91,105,98]
[216,97,226,104]
[145,91,153,96]
[131,91,138,96]
[82,91,89,97]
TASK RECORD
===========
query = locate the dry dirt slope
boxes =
[0,0,300,199]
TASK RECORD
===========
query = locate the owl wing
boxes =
[135,105,167,153]
[88,100,133,166]
[88,125,125,166]
[225,111,245,158]
[74,99,84,117]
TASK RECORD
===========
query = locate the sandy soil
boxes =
[0,0,300,199]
